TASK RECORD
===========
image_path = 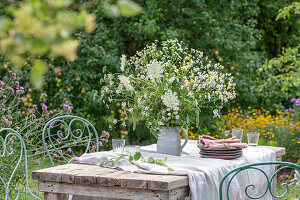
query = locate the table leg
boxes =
[44,192,68,200]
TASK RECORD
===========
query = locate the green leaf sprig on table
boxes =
[100,151,174,171]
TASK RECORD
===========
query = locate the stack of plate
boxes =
[199,148,243,159]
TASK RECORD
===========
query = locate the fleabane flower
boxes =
[161,90,179,110]
[119,75,133,91]
[120,54,126,72]
[147,60,164,81]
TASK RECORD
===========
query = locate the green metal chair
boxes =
[42,115,100,166]
[219,161,300,200]
[0,128,40,200]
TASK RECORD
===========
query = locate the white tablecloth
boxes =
[70,140,276,200]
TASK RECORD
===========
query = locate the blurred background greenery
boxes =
[0,0,299,156]
[0,0,299,198]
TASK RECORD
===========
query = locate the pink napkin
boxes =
[199,135,248,150]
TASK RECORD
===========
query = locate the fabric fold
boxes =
[69,140,275,200]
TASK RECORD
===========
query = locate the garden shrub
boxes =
[1,0,299,146]
[218,103,300,161]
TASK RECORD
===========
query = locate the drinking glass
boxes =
[232,129,243,141]
[247,132,260,147]
[124,145,141,154]
[112,139,125,152]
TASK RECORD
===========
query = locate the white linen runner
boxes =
[69,140,276,200]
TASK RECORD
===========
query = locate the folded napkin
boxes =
[199,135,248,150]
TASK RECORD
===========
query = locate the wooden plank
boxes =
[260,146,285,158]
[44,192,67,200]
[39,181,189,200]
[146,174,189,190]
[33,164,189,190]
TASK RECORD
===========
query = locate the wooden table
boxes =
[32,146,285,200]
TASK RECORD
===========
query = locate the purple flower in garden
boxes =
[41,93,47,98]
[0,80,4,86]
[290,124,293,127]
[41,103,48,112]
[288,108,293,112]
[296,99,300,107]
[63,101,73,115]
[58,149,63,154]
[32,114,36,118]
[57,139,60,143]
[33,105,38,110]
[53,153,58,158]
[8,138,13,143]
[34,151,41,155]
[67,148,72,153]
[297,127,299,130]
[27,108,33,114]
[16,127,20,130]
[102,131,110,138]
[99,141,103,146]
[49,110,53,114]
[12,73,16,79]
[2,108,5,112]
[291,98,296,102]
[3,117,12,127]
[16,89,25,94]
[35,160,41,165]
[7,87,14,93]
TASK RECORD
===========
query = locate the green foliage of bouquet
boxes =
[99,40,236,136]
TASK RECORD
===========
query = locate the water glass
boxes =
[112,139,125,152]
[247,132,260,147]
[232,129,243,141]
[124,145,141,154]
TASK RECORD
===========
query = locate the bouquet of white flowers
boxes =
[99,40,236,137]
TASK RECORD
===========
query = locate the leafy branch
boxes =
[100,151,174,171]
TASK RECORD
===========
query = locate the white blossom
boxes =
[119,75,133,91]
[161,90,179,110]
[213,109,220,118]
[147,60,164,81]
[120,54,126,72]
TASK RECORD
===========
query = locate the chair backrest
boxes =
[42,115,99,166]
[219,161,300,200]
[0,128,40,200]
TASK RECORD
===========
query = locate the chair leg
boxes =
[44,192,68,200]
